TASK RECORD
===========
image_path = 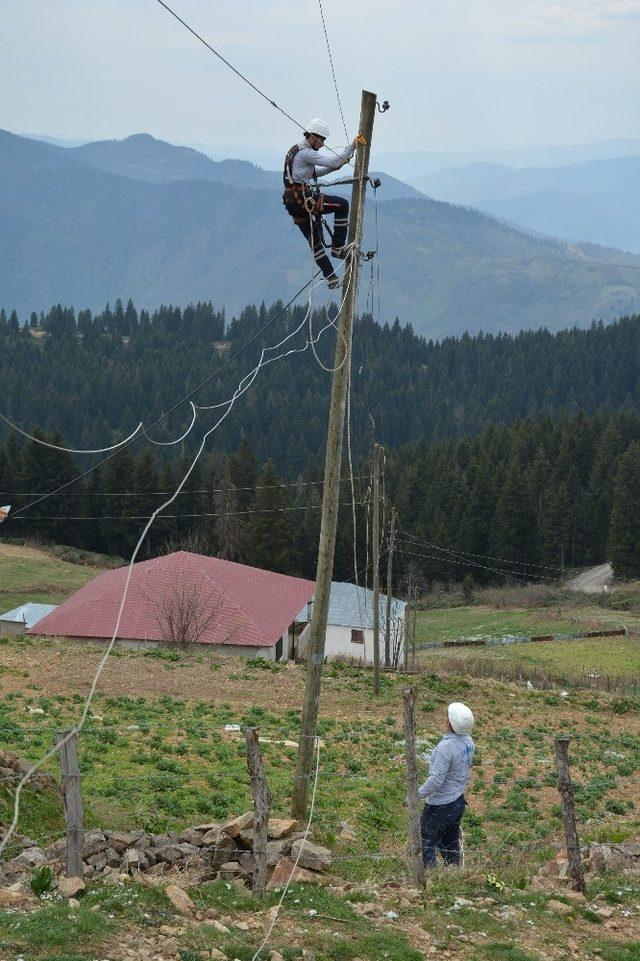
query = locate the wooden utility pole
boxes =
[412,585,419,667]
[403,687,426,887]
[372,443,382,693]
[554,736,586,893]
[56,730,84,878]
[245,727,271,897]
[404,573,412,671]
[292,90,378,820]
[384,507,397,667]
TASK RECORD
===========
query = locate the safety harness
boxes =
[282,143,323,222]
[282,143,381,257]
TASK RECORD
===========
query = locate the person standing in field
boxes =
[418,702,475,868]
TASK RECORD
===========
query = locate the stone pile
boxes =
[0,812,333,894]
[0,749,55,793]
[537,840,640,884]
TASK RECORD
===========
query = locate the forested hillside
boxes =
[2,129,639,333]
[3,303,640,463]
[4,306,640,580]
[4,409,640,582]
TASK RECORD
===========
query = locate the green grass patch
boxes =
[0,544,104,612]
[0,901,114,953]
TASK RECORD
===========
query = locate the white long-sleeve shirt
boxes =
[288,140,355,184]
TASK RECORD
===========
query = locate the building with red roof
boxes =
[30,551,315,660]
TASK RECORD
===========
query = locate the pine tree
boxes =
[134,450,160,557]
[540,482,572,570]
[228,439,257,512]
[214,463,245,561]
[490,456,535,577]
[100,446,136,558]
[608,442,640,578]
[21,430,76,544]
[246,461,298,574]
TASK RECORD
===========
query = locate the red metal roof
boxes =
[31,551,314,648]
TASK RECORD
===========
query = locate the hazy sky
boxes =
[5,0,640,154]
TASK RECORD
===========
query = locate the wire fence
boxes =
[419,654,640,697]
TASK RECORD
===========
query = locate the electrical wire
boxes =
[153,0,301,130]
[9,501,365,522]
[316,0,349,139]
[250,737,321,961]
[0,415,143,455]
[396,542,552,585]
[0,279,346,859]
[141,402,197,446]
[0,476,367,498]
[7,273,321,519]
[399,529,576,576]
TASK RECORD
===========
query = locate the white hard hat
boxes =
[305,118,330,140]
[448,702,474,734]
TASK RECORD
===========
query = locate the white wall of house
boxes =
[297,616,405,666]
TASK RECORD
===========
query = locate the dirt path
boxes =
[566,562,612,593]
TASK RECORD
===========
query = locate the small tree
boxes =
[151,573,235,649]
[462,573,475,604]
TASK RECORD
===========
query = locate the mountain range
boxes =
[1,128,639,338]
[413,155,640,254]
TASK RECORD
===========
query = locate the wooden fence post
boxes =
[245,727,272,897]
[554,736,586,893]
[402,687,425,887]
[56,730,84,878]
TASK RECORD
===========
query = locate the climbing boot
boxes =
[331,246,349,260]
[327,274,341,290]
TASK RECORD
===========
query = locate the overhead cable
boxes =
[153,0,301,129]
[0,416,143,455]
[10,501,365,522]
[8,273,320,518]
[0,476,367,498]
[399,529,576,576]
[316,0,349,139]
[0,266,338,859]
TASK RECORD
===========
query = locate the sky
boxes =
[4,0,640,155]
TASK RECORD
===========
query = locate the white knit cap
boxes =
[448,702,474,734]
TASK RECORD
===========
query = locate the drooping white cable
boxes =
[0,306,340,858]
[141,402,197,446]
[250,737,321,961]
[307,238,355,374]
[195,268,346,412]
[0,413,143,454]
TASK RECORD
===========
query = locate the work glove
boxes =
[353,133,367,147]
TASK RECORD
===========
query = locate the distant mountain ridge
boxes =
[1,128,639,337]
[413,154,640,253]
[374,138,640,180]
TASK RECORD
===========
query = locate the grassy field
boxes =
[0,542,107,612]
[0,546,639,959]
[422,635,640,680]
[415,604,639,647]
[1,634,639,960]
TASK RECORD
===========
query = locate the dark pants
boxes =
[285,193,349,279]
[420,795,466,868]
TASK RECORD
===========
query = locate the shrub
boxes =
[30,865,53,896]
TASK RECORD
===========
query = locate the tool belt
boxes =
[283,182,323,223]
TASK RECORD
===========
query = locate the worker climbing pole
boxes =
[283,120,366,288]
[292,90,381,820]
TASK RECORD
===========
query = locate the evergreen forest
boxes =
[3,300,640,581]
[2,300,640,463]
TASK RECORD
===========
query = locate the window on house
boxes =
[351,629,364,644]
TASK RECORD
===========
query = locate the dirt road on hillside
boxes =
[567,562,612,593]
